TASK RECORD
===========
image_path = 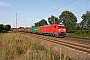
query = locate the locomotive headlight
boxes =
[63,29,66,32]
[63,29,66,31]
[58,29,61,31]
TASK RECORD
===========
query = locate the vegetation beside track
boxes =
[67,29,90,38]
[0,24,11,33]
[0,33,75,60]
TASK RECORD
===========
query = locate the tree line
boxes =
[0,24,11,33]
[34,10,90,33]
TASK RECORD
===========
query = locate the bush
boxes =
[68,29,90,38]
[0,24,11,33]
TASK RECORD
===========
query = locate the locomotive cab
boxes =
[58,25,66,37]
[52,24,66,37]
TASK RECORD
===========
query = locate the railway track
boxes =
[65,36,90,44]
[25,33,90,54]
[67,36,90,40]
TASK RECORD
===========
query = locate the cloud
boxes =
[0,1,11,6]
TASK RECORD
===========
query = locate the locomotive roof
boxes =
[40,24,65,27]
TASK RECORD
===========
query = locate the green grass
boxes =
[67,30,90,38]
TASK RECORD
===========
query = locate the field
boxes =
[0,32,69,60]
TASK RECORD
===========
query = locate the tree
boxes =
[35,22,40,26]
[35,19,48,26]
[76,23,81,29]
[80,11,90,29]
[59,10,77,33]
[0,24,11,33]
[4,24,11,31]
[0,24,4,32]
[48,15,59,25]
[39,19,48,26]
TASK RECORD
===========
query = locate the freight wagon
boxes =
[17,28,24,32]
[32,26,40,33]
[24,27,31,33]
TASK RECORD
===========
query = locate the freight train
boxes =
[17,23,66,37]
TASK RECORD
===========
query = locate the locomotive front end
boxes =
[58,24,66,37]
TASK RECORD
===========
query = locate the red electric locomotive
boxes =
[39,23,66,37]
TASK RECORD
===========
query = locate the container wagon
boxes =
[24,27,31,33]
[17,28,24,32]
[32,26,40,33]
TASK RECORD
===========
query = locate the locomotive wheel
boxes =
[55,34,58,38]
[52,34,55,37]
[51,34,54,37]
[53,34,55,37]
[44,33,46,36]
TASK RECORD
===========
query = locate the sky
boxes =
[0,0,90,28]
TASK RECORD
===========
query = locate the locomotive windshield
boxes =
[58,26,65,28]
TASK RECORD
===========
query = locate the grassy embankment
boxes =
[0,32,74,60]
[67,30,90,38]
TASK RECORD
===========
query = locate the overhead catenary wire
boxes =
[38,0,56,13]
[31,0,90,25]
[68,0,90,10]
[31,0,56,17]
[75,8,90,20]
[35,0,90,20]
[30,0,89,21]
[35,0,77,19]
[75,8,90,13]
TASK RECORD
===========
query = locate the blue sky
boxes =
[0,0,90,28]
